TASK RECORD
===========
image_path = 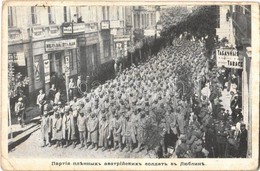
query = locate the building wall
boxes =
[8,5,129,103]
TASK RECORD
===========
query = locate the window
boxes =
[107,6,110,20]
[48,7,55,24]
[64,7,70,22]
[8,7,14,27]
[216,6,220,28]
[31,6,37,25]
[102,6,106,20]
[117,6,120,20]
[104,40,110,58]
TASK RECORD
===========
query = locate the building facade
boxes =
[215,5,251,157]
[8,6,129,103]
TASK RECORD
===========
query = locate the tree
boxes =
[160,6,190,41]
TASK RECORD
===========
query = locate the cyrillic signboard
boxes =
[45,39,77,52]
[216,49,243,69]
[110,20,121,28]
[101,21,110,30]
[144,29,155,36]
[63,23,85,34]
[114,35,130,42]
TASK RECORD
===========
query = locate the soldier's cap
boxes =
[58,101,62,105]
[18,97,23,101]
[73,97,77,100]
[65,106,70,112]
[240,123,246,127]
[53,106,58,111]
[179,134,187,141]
[43,111,48,115]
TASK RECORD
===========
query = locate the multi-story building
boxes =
[130,6,160,40]
[215,5,252,157]
[8,6,129,103]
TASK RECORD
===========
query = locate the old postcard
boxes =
[1,0,259,170]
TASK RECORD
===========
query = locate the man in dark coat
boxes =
[238,123,248,158]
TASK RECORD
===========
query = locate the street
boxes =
[9,129,155,158]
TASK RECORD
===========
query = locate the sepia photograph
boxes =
[1,1,259,170]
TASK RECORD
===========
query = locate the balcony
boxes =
[8,27,23,44]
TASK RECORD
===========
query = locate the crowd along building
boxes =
[8,6,130,104]
[215,5,252,157]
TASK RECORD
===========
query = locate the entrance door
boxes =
[55,53,62,77]
[80,46,87,76]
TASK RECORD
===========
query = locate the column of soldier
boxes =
[41,37,246,158]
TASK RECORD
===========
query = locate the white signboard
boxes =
[144,29,155,36]
[44,60,50,83]
[114,35,130,42]
[101,21,110,30]
[63,23,73,34]
[16,52,26,66]
[45,39,77,52]
[111,29,117,35]
[110,20,121,28]
[216,49,243,69]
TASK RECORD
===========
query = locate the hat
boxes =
[43,111,48,115]
[65,106,70,112]
[18,97,23,102]
[58,101,62,105]
[240,123,246,127]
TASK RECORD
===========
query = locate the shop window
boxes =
[31,6,37,25]
[48,7,55,24]
[8,7,14,27]
[104,40,110,58]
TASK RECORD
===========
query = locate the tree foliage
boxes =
[161,6,218,40]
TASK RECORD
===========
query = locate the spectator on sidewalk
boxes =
[52,111,63,148]
[15,97,25,127]
[41,111,50,147]
[237,123,248,158]
[54,90,61,105]
[48,84,56,103]
[77,109,87,149]
[36,89,46,116]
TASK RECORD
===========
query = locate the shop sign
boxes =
[111,29,117,35]
[49,26,60,36]
[32,26,45,38]
[110,20,121,28]
[101,21,110,30]
[34,61,40,81]
[114,35,130,42]
[8,52,25,66]
[156,24,162,30]
[216,49,243,69]
[144,29,155,36]
[63,23,85,34]
[45,39,77,52]
[44,59,50,83]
